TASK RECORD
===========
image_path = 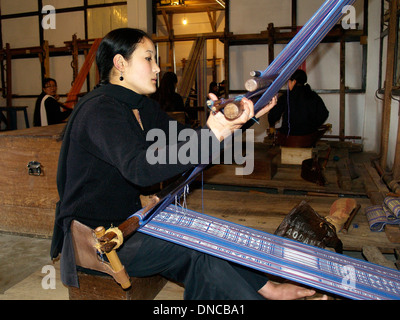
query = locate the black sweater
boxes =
[51,84,221,286]
[268,86,329,136]
[33,92,72,126]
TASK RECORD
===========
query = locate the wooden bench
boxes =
[69,272,167,300]
[69,219,168,300]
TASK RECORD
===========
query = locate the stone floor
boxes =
[0,233,68,300]
[0,232,184,300]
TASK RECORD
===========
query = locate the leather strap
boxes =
[70,220,131,288]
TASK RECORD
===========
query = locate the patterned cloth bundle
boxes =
[365,197,400,232]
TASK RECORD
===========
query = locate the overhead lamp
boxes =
[215,0,225,8]
[182,16,188,25]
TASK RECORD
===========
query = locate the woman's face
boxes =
[43,80,57,96]
[119,37,160,95]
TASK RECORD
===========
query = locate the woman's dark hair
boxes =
[290,69,307,86]
[96,28,151,85]
[209,81,218,93]
[42,77,57,89]
[290,69,312,96]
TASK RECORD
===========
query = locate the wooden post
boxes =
[5,43,11,108]
[198,40,207,125]
[162,10,174,71]
[207,10,218,82]
[71,34,79,85]
[380,0,397,170]
[223,0,230,99]
[393,99,400,180]
[64,38,101,109]
[339,33,346,142]
[4,43,12,130]
[42,40,50,79]
[268,23,275,65]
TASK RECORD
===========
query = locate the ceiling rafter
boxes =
[156,0,225,14]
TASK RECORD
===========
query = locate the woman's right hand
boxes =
[206,93,254,141]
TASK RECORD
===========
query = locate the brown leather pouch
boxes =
[301,156,326,186]
[274,201,343,253]
[70,220,130,287]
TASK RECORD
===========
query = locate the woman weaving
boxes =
[51,28,324,300]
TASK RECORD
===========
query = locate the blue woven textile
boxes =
[366,197,400,232]
[135,205,400,300]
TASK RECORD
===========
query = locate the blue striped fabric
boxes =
[365,197,400,231]
[136,205,400,300]
[385,197,400,218]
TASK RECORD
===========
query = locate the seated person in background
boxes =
[33,78,72,126]
[218,80,226,98]
[209,81,219,97]
[150,71,184,112]
[268,69,329,136]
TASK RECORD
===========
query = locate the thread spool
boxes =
[250,70,262,77]
[245,76,275,92]
[208,99,243,120]
[224,101,243,120]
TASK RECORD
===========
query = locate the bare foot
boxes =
[258,281,328,300]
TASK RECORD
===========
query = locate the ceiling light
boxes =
[215,0,225,8]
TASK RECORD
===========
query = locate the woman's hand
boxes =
[255,94,278,119]
[206,93,278,141]
[206,93,255,141]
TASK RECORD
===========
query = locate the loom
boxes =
[100,0,400,300]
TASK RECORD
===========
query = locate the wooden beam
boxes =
[207,9,217,33]
[177,37,206,103]
[340,33,346,141]
[223,0,230,98]
[42,41,50,79]
[362,246,397,270]
[64,38,102,109]
[380,0,398,170]
[5,43,12,108]
[268,23,275,65]
[394,102,400,179]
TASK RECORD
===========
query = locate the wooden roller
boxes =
[207,98,244,120]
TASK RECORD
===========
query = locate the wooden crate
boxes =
[0,124,64,237]
[281,147,312,165]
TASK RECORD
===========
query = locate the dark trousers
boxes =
[118,232,268,300]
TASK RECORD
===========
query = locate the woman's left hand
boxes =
[255,95,278,119]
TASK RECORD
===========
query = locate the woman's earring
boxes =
[119,71,124,81]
